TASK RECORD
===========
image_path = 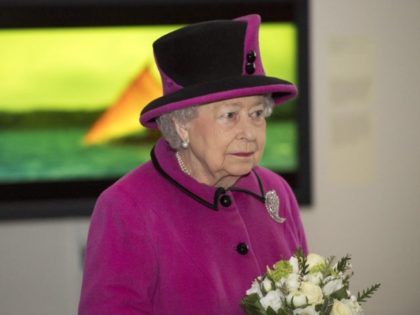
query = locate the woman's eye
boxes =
[221,112,237,120]
[251,109,265,119]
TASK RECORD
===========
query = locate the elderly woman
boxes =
[79,14,307,315]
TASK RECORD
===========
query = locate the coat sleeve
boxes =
[78,185,158,315]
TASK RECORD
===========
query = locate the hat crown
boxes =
[140,14,297,129]
[153,15,264,95]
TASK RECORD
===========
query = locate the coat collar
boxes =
[151,138,267,211]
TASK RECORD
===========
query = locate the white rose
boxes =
[342,298,364,315]
[306,253,325,273]
[260,289,283,312]
[306,272,323,285]
[330,299,353,315]
[246,279,262,297]
[262,277,274,292]
[289,256,299,274]
[323,278,344,296]
[286,273,301,292]
[286,291,307,308]
[293,305,320,315]
[300,281,324,305]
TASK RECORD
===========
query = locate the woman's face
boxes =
[177,95,267,188]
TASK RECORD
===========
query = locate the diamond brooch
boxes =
[264,190,286,224]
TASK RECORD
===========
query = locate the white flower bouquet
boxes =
[241,249,380,315]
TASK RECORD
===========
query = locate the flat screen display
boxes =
[0,1,310,219]
[0,23,297,184]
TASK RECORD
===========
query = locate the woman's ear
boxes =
[173,118,190,145]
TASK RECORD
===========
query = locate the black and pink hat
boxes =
[140,14,297,128]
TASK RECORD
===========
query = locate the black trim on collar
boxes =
[151,146,220,210]
[151,146,267,210]
[229,169,266,203]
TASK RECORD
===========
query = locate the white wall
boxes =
[0,219,88,315]
[302,0,420,314]
[0,1,420,314]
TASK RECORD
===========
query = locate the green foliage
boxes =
[241,293,266,315]
[295,248,309,276]
[316,297,334,315]
[278,282,289,296]
[336,254,352,273]
[357,283,381,304]
[319,256,335,278]
[278,303,294,315]
[268,261,293,282]
[330,286,349,300]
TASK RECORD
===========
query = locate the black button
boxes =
[247,50,257,62]
[236,243,249,255]
[220,195,232,207]
[245,62,255,74]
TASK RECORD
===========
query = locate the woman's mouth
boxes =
[231,152,254,157]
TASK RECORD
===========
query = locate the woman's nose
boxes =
[237,115,256,140]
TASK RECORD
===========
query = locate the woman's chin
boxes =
[225,164,256,177]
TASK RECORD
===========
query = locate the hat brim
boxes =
[140,75,297,128]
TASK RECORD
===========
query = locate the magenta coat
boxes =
[78,138,307,315]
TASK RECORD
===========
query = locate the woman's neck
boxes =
[176,150,239,189]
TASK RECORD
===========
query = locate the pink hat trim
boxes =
[140,83,297,128]
[235,14,265,76]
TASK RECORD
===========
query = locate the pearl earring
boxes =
[181,140,189,149]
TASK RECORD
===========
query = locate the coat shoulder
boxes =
[94,160,163,215]
[109,160,161,192]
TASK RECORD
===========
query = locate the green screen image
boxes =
[0,23,297,183]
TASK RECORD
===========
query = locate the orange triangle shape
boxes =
[83,64,162,145]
